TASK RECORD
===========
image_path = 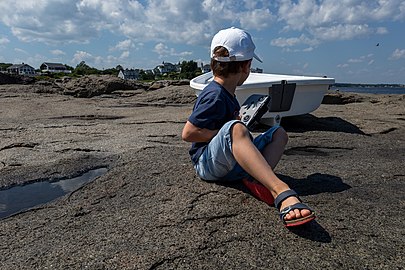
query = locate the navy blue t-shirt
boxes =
[188,80,240,164]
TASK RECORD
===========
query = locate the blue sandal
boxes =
[274,190,316,227]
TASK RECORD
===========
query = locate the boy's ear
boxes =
[242,60,252,73]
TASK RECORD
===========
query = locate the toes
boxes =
[285,209,311,221]
[301,208,311,217]
[294,209,301,218]
[285,210,298,220]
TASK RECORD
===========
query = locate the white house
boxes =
[154,62,180,74]
[118,69,140,80]
[40,62,71,73]
[6,63,35,75]
[201,64,211,73]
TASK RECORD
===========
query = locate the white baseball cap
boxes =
[211,27,262,63]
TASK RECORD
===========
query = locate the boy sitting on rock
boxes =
[182,27,315,227]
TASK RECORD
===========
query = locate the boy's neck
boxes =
[213,76,239,96]
[213,61,251,95]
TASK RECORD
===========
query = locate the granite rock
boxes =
[0,81,404,269]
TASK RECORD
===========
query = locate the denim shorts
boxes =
[194,120,281,181]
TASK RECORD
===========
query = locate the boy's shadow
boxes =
[277,173,351,196]
[220,173,350,242]
[255,114,367,135]
[223,173,351,202]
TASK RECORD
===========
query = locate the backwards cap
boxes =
[211,27,262,63]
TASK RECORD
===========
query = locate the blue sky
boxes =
[0,0,404,84]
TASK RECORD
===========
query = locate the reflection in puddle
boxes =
[0,168,108,219]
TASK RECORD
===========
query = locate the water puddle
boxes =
[0,168,108,219]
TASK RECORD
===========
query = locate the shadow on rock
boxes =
[256,114,367,135]
[288,220,332,243]
[279,173,352,196]
[220,173,350,200]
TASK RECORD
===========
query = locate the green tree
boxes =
[0,62,13,71]
[139,70,155,81]
[180,60,200,79]
[101,68,119,75]
[73,61,99,76]
[65,64,74,71]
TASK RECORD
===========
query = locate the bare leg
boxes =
[231,123,311,221]
[262,127,288,170]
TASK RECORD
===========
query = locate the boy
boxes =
[182,27,315,227]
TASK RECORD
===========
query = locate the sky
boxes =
[0,0,404,84]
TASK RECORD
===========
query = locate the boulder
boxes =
[0,73,35,85]
[61,75,149,98]
[322,91,366,104]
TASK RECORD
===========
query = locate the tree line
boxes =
[0,60,202,81]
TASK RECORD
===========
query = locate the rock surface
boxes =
[0,78,404,269]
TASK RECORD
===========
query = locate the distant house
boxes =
[201,64,211,73]
[154,62,180,74]
[40,62,71,73]
[118,69,140,80]
[6,63,35,75]
[144,69,154,75]
[251,67,263,73]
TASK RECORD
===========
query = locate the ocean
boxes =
[330,86,405,95]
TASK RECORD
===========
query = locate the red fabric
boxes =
[242,178,274,205]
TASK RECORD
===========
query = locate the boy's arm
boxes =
[182,121,218,142]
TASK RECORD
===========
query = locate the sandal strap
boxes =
[279,203,314,222]
[274,189,300,209]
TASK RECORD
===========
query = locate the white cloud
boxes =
[278,0,405,29]
[310,24,372,41]
[390,49,405,60]
[271,34,319,48]
[14,48,28,54]
[275,0,401,47]
[112,40,134,51]
[271,37,302,47]
[179,51,193,57]
[376,27,389,34]
[72,50,94,64]
[348,58,363,63]
[154,43,170,56]
[0,37,10,45]
[71,50,121,67]
[0,0,402,54]
[0,1,97,44]
[337,54,375,70]
[302,47,314,52]
[51,49,66,56]
[153,42,193,58]
[347,54,374,64]
[0,0,274,46]
[239,8,274,29]
[119,51,130,59]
